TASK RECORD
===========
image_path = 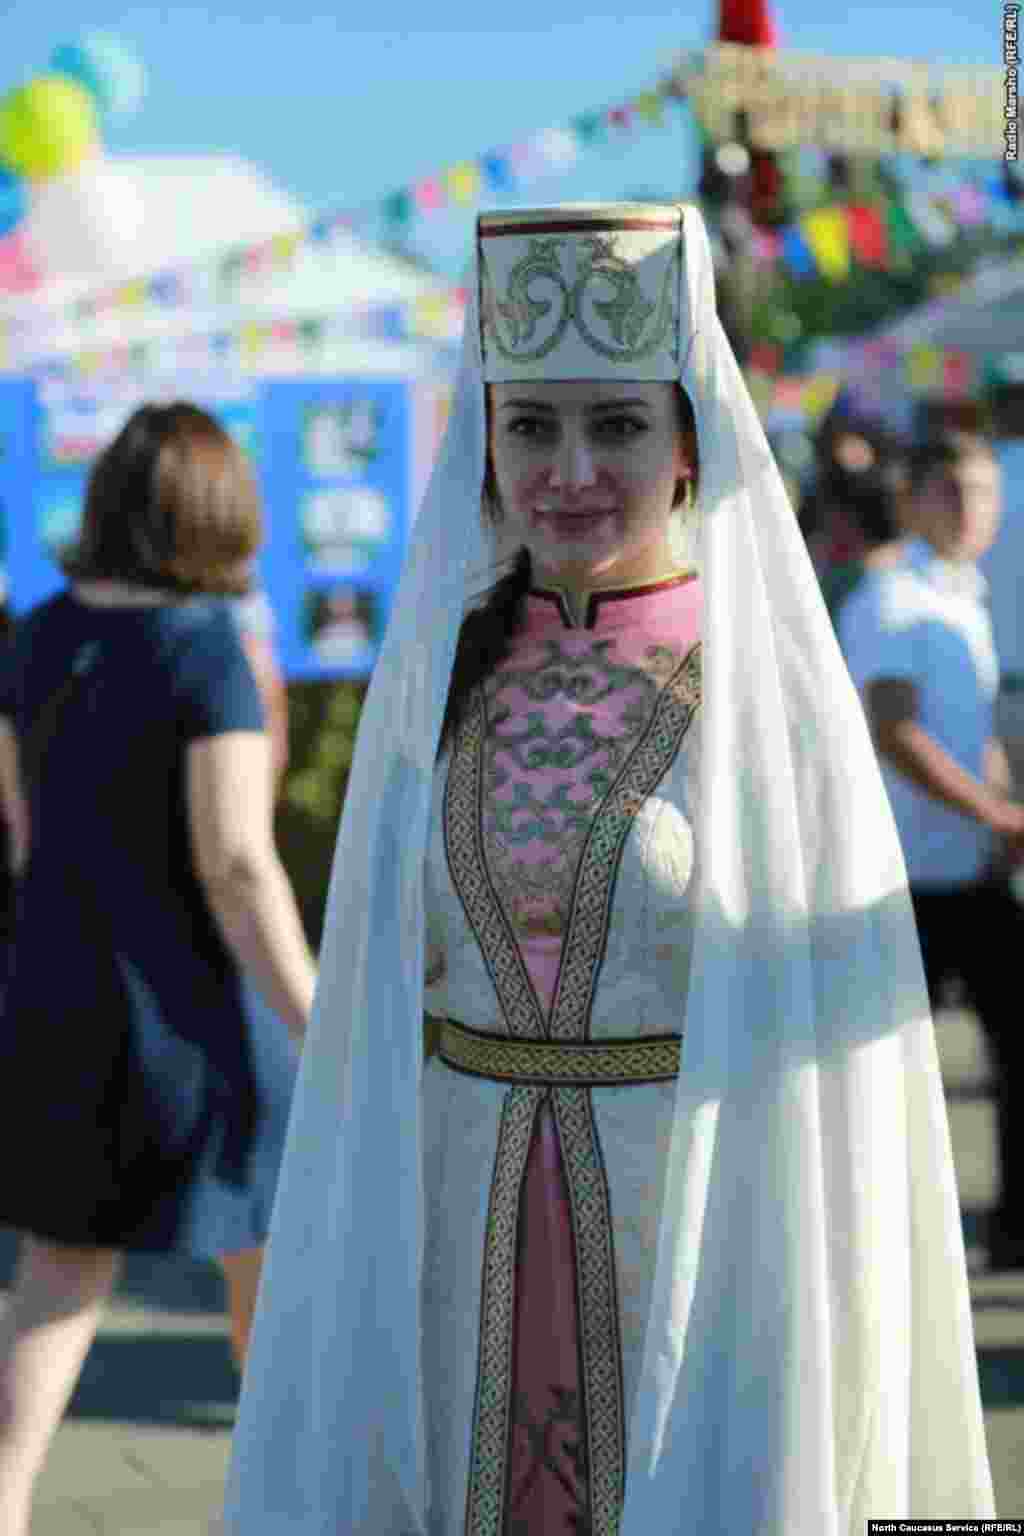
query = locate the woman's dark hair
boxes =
[60,402,263,596]
[436,382,698,761]
[907,429,995,495]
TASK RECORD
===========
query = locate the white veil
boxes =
[223,204,993,1533]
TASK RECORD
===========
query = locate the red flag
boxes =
[718,0,780,46]
[846,205,889,268]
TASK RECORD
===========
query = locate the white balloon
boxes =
[24,156,144,280]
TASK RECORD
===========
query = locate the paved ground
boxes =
[2,1004,1024,1531]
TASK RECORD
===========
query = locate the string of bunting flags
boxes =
[746,162,1024,282]
[24,301,465,393]
[0,76,690,373]
[29,169,1024,390]
[3,44,1020,387]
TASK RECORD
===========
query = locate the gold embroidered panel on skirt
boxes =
[445,641,702,1536]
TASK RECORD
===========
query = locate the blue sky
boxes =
[2,2,1007,278]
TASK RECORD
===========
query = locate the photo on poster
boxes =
[300,485,392,573]
[38,490,84,563]
[302,398,381,477]
[301,584,380,668]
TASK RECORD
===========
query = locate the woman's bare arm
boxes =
[0,717,29,876]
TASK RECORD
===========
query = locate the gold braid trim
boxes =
[434,1017,680,1086]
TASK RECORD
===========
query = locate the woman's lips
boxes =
[537,507,616,534]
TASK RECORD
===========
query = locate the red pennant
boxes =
[846,205,889,268]
[943,350,972,401]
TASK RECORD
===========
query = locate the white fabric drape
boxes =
[222,205,993,1533]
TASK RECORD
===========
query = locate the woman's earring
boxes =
[482,483,504,525]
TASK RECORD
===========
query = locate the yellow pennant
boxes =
[801,373,841,423]
[632,91,665,125]
[271,232,301,267]
[799,208,850,283]
[446,162,481,206]
[907,345,941,391]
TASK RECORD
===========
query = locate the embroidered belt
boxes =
[434,1016,681,1086]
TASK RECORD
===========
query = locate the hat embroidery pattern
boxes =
[483,234,680,367]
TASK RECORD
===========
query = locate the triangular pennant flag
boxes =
[943,349,973,401]
[480,152,513,193]
[953,181,988,227]
[845,205,888,268]
[571,112,605,144]
[414,178,446,213]
[885,199,926,260]
[905,189,956,247]
[800,208,850,282]
[632,91,665,126]
[445,162,481,206]
[781,225,817,278]
[907,345,942,392]
[382,190,414,227]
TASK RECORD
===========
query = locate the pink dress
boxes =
[422,571,703,1536]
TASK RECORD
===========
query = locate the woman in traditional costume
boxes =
[222,203,994,1534]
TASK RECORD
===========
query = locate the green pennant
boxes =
[885,199,925,254]
[382,190,413,227]
[571,113,604,145]
[298,318,325,348]
[218,250,245,294]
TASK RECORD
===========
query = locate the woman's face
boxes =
[487,380,692,588]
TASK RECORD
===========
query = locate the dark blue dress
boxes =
[0,589,298,1257]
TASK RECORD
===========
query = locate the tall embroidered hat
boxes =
[478,203,686,382]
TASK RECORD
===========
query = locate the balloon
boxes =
[0,165,25,238]
[23,160,145,279]
[51,33,147,120]
[0,231,42,295]
[0,77,100,182]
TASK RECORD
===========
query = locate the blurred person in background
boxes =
[837,429,1024,1270]
[818,422,910,630]
[0,403,316,1536]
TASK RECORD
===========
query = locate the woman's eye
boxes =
[506,416,646,441]
[596,417,646,440]
[507,417,551,438]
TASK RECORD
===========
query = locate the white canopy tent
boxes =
[1,152,455,372]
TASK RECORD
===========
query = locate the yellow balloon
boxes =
[0,76,100,182]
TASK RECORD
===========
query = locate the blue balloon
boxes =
[50,43,105,111]
[0,165,25,240]
[50,33,146,119]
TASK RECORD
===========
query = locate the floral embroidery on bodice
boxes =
[480,572,702,951]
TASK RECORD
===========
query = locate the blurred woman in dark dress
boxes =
[0,404,316,1536]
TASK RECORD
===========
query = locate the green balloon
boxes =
[0,76,100,181]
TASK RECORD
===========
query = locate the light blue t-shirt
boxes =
[838,538,999,889]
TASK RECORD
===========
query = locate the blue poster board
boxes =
[0,377,38,609]
[0,374,415,683]
[4,379,261,618]
[259,378,411,681]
